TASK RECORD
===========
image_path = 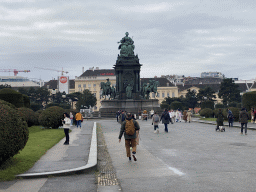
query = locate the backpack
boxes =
[164,112,169,120]
[154,115,159,123]
[125,119,135,135]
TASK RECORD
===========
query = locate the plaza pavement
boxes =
[1,117,256,191]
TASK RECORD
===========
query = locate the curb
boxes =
[192,120,256,130]
[16,122,97,179]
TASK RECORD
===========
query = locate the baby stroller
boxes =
[216,126,225,132]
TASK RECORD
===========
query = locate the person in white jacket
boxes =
[62,113,71,145]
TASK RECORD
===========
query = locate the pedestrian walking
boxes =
[183,110,188,123]
[239,107,249,135]
[75,111,83,128]
[62,113,71,145]
[70,112,73,126]
[170,109,175,123]
[160,109,171,133]
[254,109,256,123]
[168,110,174,124]
[132,114,140,146]
[119,113,140,161]
[251,108,254,124]
[227,110,234,127]
[187,110,192,123]
[216,109,224,131]
[152,112,160,133]
[116,110,120,122]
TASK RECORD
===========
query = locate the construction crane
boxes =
[34,67,69,75]
[0,69,31,76]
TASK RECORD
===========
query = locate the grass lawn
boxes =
[199,117,217,121]
[0,126,66,181]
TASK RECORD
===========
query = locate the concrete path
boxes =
[98,118,256,192]
[1,118,256,192]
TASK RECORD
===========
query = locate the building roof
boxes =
[250,82,256,89]
[177,84,221,92]
[80,69,115,77]
[140,78,175,87]
[237,83,253,92]
[44,79,75,89]
[184,77,223,85]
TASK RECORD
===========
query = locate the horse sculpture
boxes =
[100,82,115,100]
[143,80,159,99]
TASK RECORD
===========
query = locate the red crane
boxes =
[0,69,31,76]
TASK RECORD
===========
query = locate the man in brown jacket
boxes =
[119,113,140,161]
[239,108,249,135]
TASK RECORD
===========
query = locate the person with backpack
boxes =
[227,109,234,127]
[160,109,171,133]
[119,113,140,161]
[152,112,160,133]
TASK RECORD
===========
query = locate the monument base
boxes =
[99,99,161,117]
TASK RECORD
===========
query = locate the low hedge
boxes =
[0,104,29,165]
[39,106,65,128]
[17,108,37,127]
[0,88,24,108]
[200,108,214,118]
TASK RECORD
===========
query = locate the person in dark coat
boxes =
[160,109,171,133]
[239,107,249,135]
[227,110,234,127]
[216,109,224,131]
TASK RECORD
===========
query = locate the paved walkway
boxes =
[0,120,97,192]
[1,118,256,192]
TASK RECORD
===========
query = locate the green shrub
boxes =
[160,103,170,110]
[30,102,42,112]
[0,99,15,109]
[17,108,37,127]
[34,110,43,125]
[45,103,60,108]
[23,95,30,108]
[229,107,240,121]
[228,102,239,108]
[200,108,214,118]
[215,103,225,109]
[39,106,65,128]
[170,101,183,110]
[0,88,24,108]
[242,91,256,110]
[0,104,29,165]
[201,100,214,110]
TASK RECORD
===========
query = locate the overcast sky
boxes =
[1,0,256,82]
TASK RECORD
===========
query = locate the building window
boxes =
[93,93,96,97]
[167,92,170,97]
[89,88,91,91]
[83,84,86,88]
[78,84,81,88]
[93,84,96,87]
[152,93,155,98]
[172,92,175,97]
[162,93,165,98]
[88,84,91,87]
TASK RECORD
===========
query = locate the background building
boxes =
[75,67,115,111]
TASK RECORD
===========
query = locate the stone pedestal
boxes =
[99,99,161,117]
